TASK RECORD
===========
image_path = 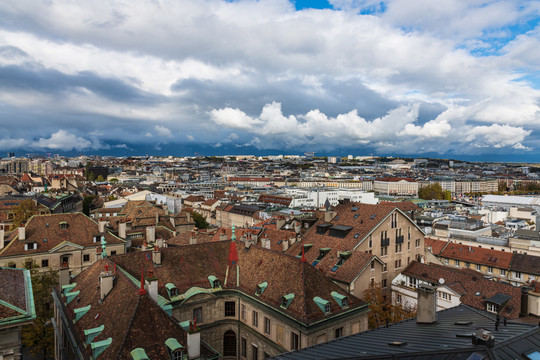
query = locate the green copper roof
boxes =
[165,338,183,352]
[130,348,149,360]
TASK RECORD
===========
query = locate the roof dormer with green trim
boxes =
[73,305,91,323]
[208,275,221,289]
[311,248,330,267]
[255,281,268,296]
[90,337,112,358]
[130,348,149,360]
[313,296,332,315]
[281,293,294,309]
[62,283,76,296]
[165,283,178,299]
[84,325,104,345]
[331,291,349,309]
[65,290,80,304]
[165,338,184,360]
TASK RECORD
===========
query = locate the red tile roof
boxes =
[438,242,513,268]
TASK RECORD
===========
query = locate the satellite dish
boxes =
[438,278,445,285]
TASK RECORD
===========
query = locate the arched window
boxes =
[223,330,236,357]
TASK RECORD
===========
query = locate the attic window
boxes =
[165,283,178,299]
[297,243,313,258]
[24,243,37,251]
[255,282,268,296]
[165,338,184,360]
[312,248,330,267]
[208,275,221,289]
[313,296,331,315]
[354,214,359,219]
[354,233,359,238]
[331,291,349,308]
[370,214,376,220]
[281,293,294,309]
[60,221,69,229]
[330,251,352,272]
[316,223,333,234]
[351,207,358,212]
[130,348,149,360]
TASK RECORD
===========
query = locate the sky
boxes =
[0,0,539,160]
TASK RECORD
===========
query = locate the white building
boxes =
[284,188,378,207]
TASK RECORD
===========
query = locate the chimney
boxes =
[59,266,70,288]
[100,265,114,300]
[146,226,156,243]
[187,325,201,359]
[118,222,126,239]
[521,286,532,317]
[220,229,228,241]
[417,284,437,324]
[262,235,271,249]
[324,210,337,222]
[282,238,289,252]
[145,270,159,302]
[276,218,285,230]
[294,221,301,234]
[189,230,197,245]
[152,248,162,265]
[0,229,4,250]
[18,226,25,241]
[155,211,159,225]
[289,237,296,245]
[472,328,494,348]
[98,220,107,233]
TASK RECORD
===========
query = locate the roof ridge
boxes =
[300,261,309,324]
[114,294,142,360]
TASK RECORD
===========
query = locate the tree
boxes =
[192,211,210,229]
[418,183,445,200]
[96,175,105,182]
[10,199,37,230]
[363,283,416,329]
[82,195,97,215]
[21,259,58,359]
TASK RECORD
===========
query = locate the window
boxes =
[241,337,247,357]
[415,239,420,247]
[291,332,299,350]
[455,260,460,266]
[264,317,271,335]
[83,254,90,262]
[408,277,417,288]
[252,310,259,328]
[241,304,247,321]
[252,344,258,360]
[334,327,343,339]
[395,243,402,253]
[476,264,481,271]
[487,266,493,273]
[395,259,402,269]
[324,302,331,314]
[41,259,49,268]
[193,307,203,323]
[380,246,388,256]
[368,235,372,247]
[501,269,506,276]
[371,261,375,270]
[171,349,182,360]
[408,241,410,250]
[486,303,498,313]
[111,251,116,256]
[382,279,387,288]
[382,263,387,272]
[225,301,236,317]
[515,271,523,280]
[396,294,402,303]
[223,330,237,357]
[465,262,470,268]
[60,222,69,229]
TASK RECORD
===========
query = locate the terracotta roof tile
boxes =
[439,242,513,268]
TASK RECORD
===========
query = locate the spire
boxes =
[231,225,236,241]
[228,239,238,266]
[100,235,107,259]
[139,266,146,296]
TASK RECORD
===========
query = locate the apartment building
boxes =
[373,177,418,196]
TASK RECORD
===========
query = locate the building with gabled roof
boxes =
[52,258,220,360]
[287,202,425,298]
[0,213,126,275]
[0,266,36,360]
[111,239,370,359]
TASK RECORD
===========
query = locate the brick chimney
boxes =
[18,226,25,241]
[417,284,437,324]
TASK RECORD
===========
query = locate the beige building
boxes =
[114,240,370,359]
[0,213,126,275]
[373,177,418,196]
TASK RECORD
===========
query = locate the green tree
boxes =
[418,183,445,200]
[87,171,96,182]
[109,178,119,183]
[363,283,416,329]
[192,211,210,229]
[82,195,97,216]
[21,259,58,359]
[96,175,105,182]
[10,199,37,230]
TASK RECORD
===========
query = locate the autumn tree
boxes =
[10,199,38,230]
[192,211,210,229]
[21,259,58,359]
[363,282,416,329]
[418,183,445,200]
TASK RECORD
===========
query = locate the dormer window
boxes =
[165,338,184,360]
[60,221,69,229]
[255,282,268,296]
[281,293,294,309]
[297,244,313,258]
[331,291,349,308]
[313,296,331,315]
[312,248,330,267]
[93,235,100,243]
[165,283,178,299]
[208,275,221,289]
[24,242,37,250]
[330,251,351,272]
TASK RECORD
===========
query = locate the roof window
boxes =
[165,283,178,299]
[255,281,268,296]
[165,338,184,360]
[297,244,313,258]
[91,337,112,359]
[130,348,150,360]
[312,248,330,267]
[24,242,37,250]
[60,221,69,229]
[281,293,295,309]
[331,291,349,308]
[313,296,331,315]
[208,275,221,289]
[84,325,104,345]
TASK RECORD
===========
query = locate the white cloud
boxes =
[186,134,194,141]
[33,130,92,150]
[154,125,173,138]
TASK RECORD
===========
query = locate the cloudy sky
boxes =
[0,0,539,159]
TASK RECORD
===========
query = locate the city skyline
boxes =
[0,0,539,160]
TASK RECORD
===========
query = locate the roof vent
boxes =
[388,341,407,347]
[472,328,494,348]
